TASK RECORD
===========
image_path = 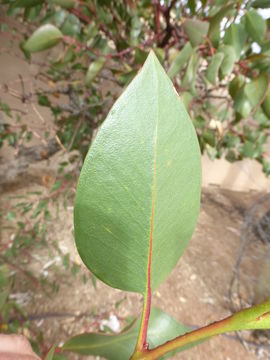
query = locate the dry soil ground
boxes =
[2,174,270,360]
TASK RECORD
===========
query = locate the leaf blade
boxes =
[223,23,246,60]
[85,57,106,85]
[245,10,266,43]
[167,42,192,79]
[206,52,224,85]
[183,19,209,47]
[74,52,201,293]
[245,73,269,108]
[24,24,63,53]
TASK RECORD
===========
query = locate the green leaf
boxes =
[52,0,75,8]
[134,48,148,64]
[240,141,256,158]
[31,199,48,218]
[167,42,192,79]
[263,159,270,175]
[53,355,67,360]
[234,87,252,118]
[183,19,209,47]
[6,211,16,221]
[245,10,266,43]
[223,23,246,60]
[14,0,42,7]
[44,345,56,360]
[203,129,216,147]
[208,4,233,47]
[24,24,63,53]
[61,14,81,36]
[62,307,197,359]
[130,17,142,46]
[38,94,50,107]
[251,48,270,72]
[181,91,193,112]
[115,70,137,86]
[228,75,245,98]
[206,52,224,85]
[0,101,12,117]
[245,74,269,108]
[187,0,196,14]
[251,0,270,8]
[182,51,199,93]
[74,51,201,293]
[154,48,166,64]
[0,266,9,310]
[262,89,270,117]
[85,57,106,85]
[219,45,237,78]
[24,4,42,20]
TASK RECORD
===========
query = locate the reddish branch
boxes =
[158,0,177,47]
[153,0,161,42]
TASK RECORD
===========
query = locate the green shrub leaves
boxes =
[24,24,63,53]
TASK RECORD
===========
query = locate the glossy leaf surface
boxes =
[62,307,196,360]
[74,52,201,293]
[24,24,63,53]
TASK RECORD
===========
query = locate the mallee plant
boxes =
[57,52,270,359]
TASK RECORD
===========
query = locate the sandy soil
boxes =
[2,177,270,360]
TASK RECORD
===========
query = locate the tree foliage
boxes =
[1,0,270,173]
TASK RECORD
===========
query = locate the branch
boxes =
[158,0,177,47]
[140,300,270,359]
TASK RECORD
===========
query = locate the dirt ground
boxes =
[2,172,270,360]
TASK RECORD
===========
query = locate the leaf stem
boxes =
[134,215,154,354]
[139,300,270,360]
[133,120,158,356]
[135,290,152,354]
